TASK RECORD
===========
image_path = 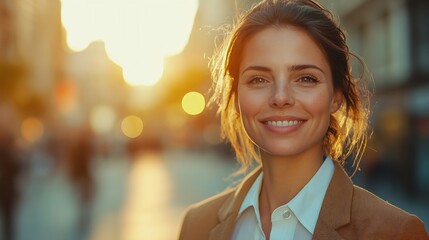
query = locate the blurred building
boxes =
[319,0,429,196]
[0,0,63,118]
[2,0,134,145]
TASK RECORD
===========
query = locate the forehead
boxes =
[239,26,331,75]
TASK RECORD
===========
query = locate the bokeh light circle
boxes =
[121,115,144,138]
[181,91,205,116]
[21,117,44,142]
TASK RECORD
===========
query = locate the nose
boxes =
[269,83,294,108]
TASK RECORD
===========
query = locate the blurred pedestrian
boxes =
[179,0,429,239]
[66,124,94,238]
[0,103,20,240]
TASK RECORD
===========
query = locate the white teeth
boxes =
[267,120,301,127]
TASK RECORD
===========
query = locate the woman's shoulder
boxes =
[186,188,236,217]
[352,185,415,218]
[350,185,428,239]
[178,188,236,240]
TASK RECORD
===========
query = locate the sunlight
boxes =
[121,115,144,138]
[90,105,116,135]
[122,58,164,86]
[182,91,206,116]
[61,0,199,86]
[21,117,44,143]
[120,154,176,240]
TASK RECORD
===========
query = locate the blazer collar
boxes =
[313,160,354,240]
[209,161,354,240]
[209,166,262,240]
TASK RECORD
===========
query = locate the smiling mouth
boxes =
[265,120,304,127]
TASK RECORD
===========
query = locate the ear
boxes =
[330,90,343,113]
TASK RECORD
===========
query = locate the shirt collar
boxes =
[236,156,335,234]
[238,170,263,220]
[288,156,334,234]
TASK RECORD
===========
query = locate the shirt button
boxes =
[283,210,291,219]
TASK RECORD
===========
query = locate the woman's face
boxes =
[237,26,342,159]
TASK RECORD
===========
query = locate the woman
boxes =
[179,0,429,239]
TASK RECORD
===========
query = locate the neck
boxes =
[259,150,324,212]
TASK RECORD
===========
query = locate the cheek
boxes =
[237,90,264,118]
[302,91,334,120]
[237,91,262,136]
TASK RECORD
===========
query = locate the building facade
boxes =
[321,0,429,195]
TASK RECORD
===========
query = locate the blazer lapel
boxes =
[313,161,354,240]
[208,161,354,240]
[312,219,345,240]
[209,167,262,240]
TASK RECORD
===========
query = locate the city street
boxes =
[9,149,429,240]
[13,149,237,240]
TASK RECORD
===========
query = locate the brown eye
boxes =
[249,76,269,85]
[298,75,318,84]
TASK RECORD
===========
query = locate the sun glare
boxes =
[182,91,205,116]
[61,0,199,86]
[121,115,144,138]
[90,105,116,135]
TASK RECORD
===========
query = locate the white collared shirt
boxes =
[232,157,335,240]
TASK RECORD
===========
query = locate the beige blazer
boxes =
[178,161,429,240]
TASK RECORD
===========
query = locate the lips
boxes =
[261,115,306,124]
[259,116,306,134]
[266,120,303,127]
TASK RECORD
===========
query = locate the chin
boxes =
[260,146,301,158]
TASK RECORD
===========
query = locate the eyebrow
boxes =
[289,64,325,74]
[241,64,325,75]
[240,66,271,75]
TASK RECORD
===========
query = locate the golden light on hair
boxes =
[21,117,44,143]
[121,115,143,138]
[181,91,205,116]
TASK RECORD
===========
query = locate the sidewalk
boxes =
[9,149,429,240]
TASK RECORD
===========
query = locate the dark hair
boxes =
[210,0,370,173]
